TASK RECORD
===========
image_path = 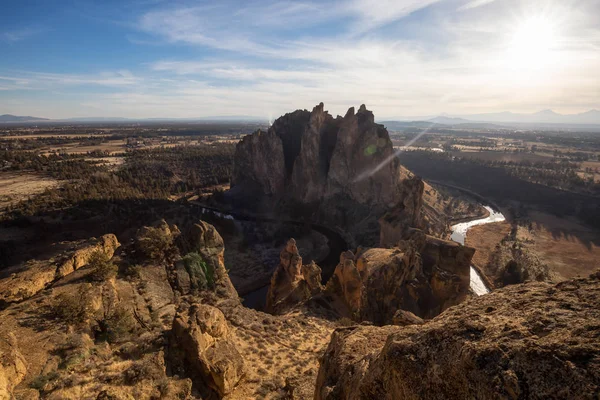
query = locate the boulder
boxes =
[315,272,600,399]
[265,239,323,314]
[391,309,424,326]
[171,303,244,397]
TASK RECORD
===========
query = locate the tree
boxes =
[88,250,117,282]
[181,252,214,290]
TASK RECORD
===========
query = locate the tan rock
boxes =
[0,333,27,400]
[265,239,324,314]
[56,234,120,278]
[0,234,119,305]
[187,221,239,300]
[327,234,473,324]
[171,303,244,397]
[316,272,600,399]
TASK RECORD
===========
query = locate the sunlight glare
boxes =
[507,15,559,70]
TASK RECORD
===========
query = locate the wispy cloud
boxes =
[0,70,142,89]
[457,0,496,11]
[2,0,600,118]
[1,27,44,43]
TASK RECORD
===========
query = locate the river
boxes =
[450,206,506,295]
[197,203,505,304]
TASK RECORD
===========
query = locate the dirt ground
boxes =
[467,211,600,282]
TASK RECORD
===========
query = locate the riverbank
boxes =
[450,206,507,295]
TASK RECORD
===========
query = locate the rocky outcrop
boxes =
[315,271,600,400]
[186,221,239,300]
[231,129,286,197]
[326,230,473,324]
[56,234,120,278]
[231,103,425,245]
[265,238,324,314]
[0,234,119,305]
[0,334,27,399]
[171,303,245,397]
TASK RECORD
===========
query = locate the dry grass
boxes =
[466,221,512,270]
[467,211,600,282]
[0,171,59,210]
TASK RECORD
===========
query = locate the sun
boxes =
[506,15,559,70]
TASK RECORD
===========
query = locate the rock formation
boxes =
[186,220,239,299]
[231,129,285,197]
[232,103,428,245]
[0,234,119,305]
[325,229,473,324]
[315,271,600,400]
[265,238,324,314]
[171,303,245,397]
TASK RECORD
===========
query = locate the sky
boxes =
[0,0,599,119]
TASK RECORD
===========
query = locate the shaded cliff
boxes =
[231,103,427,245]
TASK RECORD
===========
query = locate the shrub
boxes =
[181,252,214,290]
[94,306,134,344]
[30,371,60,391]
[88,250,117,282]
[135,225,176,262]
[50,285,93,325]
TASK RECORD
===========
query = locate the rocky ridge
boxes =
[315,271,600,399]
[0,234,119,305]
[0,220,337,399]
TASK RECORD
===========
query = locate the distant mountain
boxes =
[0,114,49,122]
[428,116,472,124]
[64,117,131,122]
[455,109,600,125]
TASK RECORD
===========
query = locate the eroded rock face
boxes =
[231,103,425,245]
[315,272,600,400]
[231,129,286,197]
[326,231,473,324]
[171,303,244,397]
[0,333,27,400]
[0,234,120,305]
[265,238,323,314]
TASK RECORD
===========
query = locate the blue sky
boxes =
[0,0,599,119]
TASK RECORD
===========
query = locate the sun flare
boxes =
[507,15,560,70]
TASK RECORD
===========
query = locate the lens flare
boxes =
[353,124,434,183]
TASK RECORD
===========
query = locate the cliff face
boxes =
[231,129,286,197]
[315,271,600,400]
[232,103,425,245]
[324,230,473,324]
